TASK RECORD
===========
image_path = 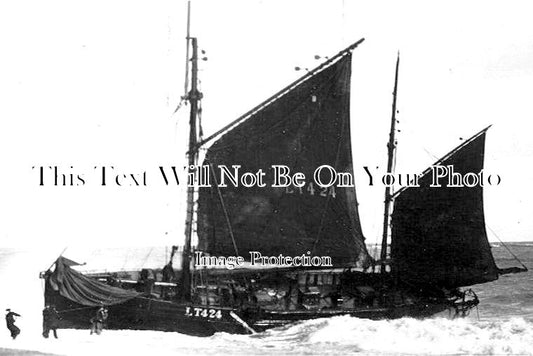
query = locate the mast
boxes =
[180,34,201,301]
[380,52,400,273]
[183,1,191,97]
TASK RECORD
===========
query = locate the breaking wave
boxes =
[3,316,532,355]
[235,316,533,355]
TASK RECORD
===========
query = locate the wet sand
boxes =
[0,348,62,356]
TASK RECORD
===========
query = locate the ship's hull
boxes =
[44,284,457,336]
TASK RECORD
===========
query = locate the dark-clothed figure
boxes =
[5,309,21,339]
[90,306,108,335]
[162,261,175,282]
[42,305,61,338]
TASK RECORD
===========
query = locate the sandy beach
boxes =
[0,348,61,356]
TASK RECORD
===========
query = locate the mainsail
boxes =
[197,52,370,266]
[391,128,499,289]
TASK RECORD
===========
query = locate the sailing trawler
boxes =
[40,23,527,335]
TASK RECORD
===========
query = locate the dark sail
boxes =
[391,128,499,289]
[197,53,370,266]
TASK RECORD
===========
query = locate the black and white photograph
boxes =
[0,0,532,355]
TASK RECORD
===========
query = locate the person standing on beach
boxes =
[90,305,108,335]
[42,305,61,339]
[5,309,21,339]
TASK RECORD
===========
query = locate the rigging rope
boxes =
[209,163,239,256]
[173,97,187,114]
[140,247,155,269]
[423,147,439,161]
[487,226,528,270]
[120,248,131,272]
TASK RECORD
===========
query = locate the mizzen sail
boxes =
[391,128,499,289]
[197,52,370,266]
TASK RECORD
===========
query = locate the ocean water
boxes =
[0,244,532,356]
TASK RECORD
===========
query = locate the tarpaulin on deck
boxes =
[48,256,139,306]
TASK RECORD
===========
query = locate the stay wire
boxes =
[487,226,528,270]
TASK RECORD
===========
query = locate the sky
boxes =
[0,0,532,250]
